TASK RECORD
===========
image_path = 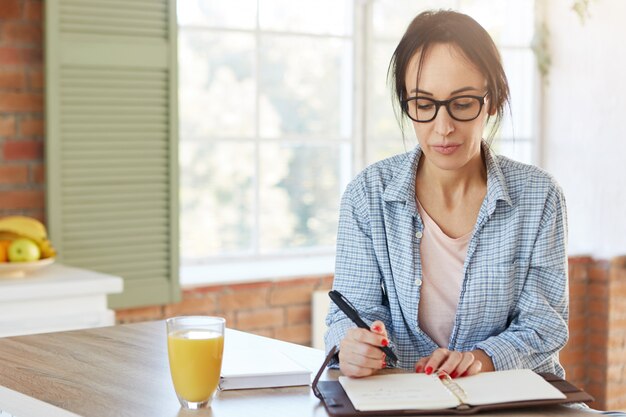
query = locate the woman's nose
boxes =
[433,106,455,137]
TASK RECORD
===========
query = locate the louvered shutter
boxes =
[45,0,180,308]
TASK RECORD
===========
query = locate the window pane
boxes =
[372,0,456,39]
[178,0,256,29]
[366,40,411,164]
[458,0,535,46]
[258,143,345,252]
[179,31,255,139]
[260,0,353,35]
[492,139,532,163]
[500,49,536,139]
[259,35,353,138]
[180,141,255,259]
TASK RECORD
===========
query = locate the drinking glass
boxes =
[166,316,225,409]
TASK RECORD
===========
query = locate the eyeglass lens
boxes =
[409,96,482,122]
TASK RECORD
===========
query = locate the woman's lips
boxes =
[432,144,461,155]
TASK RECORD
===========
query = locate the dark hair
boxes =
[389,10,510,142]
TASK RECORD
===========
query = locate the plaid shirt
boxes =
[325,143,569,377]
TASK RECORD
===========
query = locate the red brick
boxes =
[589,330,608,348]
[274,323,312,346]
[0,92,42,112]
[24,0,42,21]
[320,275,334,289]
[0,165,28,184]
[569,281,587,298]
[0,22,42,45]
[19,118,43,136]
[560,347,585,365]
[611,256,626,269]
[0,190,44,209]
[184,284,228,294]
[2,139,43,160]
[589,350,608,367]
[569,256,594,264]
[28,68,43,89]
[607,364,626,382]
[219,288,269,311]
[0,115,15,136]
[227,280,273,291]
[275,276,322,287]
[565,330,585,350]
[115,306,164,324]
[589,283,609,298]
[0,0,21,19]
[589,299,608,315]
[0,70,25,90]
[286,304,311,325]
[31,163,45,183]
[0,47,42,65]
[163,293,219,316]
[590,264,610,281]
[270,284,316,306]
[589,316,609,332]
[236,308,284,331]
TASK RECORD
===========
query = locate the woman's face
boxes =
[405,43,490,173]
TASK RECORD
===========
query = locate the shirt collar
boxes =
[382,142,513,209]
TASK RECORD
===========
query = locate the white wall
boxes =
[543,0,626,259]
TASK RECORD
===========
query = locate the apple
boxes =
[8,238,41,262]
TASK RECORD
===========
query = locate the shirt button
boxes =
[415,231,423,239]
[415,278,422,286]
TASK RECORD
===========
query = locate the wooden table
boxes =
[0,321,594,417]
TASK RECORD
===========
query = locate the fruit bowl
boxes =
[0,258,55,279]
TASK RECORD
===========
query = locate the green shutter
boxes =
[45,0,180,308]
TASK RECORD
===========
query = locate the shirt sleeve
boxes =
[324,179,394,366]
[474,181,569,375]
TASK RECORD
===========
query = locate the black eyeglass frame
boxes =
[401,93,488,123]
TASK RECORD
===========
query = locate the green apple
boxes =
[8,238,41,262]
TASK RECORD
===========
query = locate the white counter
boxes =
[0,264,123,337]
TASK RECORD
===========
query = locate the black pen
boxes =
[328,290,399,365]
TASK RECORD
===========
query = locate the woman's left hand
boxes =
[414,348,493,378]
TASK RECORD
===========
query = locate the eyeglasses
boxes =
[401,93,488,123]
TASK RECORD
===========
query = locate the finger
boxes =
[450,352,475,378]
[339,342,386,372]
[438,350,463,376]
[460,360,482,377]
[348,327,389,350]
[414,357,429,373]
[370,320,388,338]
[340,360,377,378]
[424,348,450,375]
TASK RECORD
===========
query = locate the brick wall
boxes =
[0,0,45,220]
[561,256,626,410]
[116,275,334,346]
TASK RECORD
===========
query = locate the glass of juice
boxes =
[166,316,225,409]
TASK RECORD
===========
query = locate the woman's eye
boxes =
[417,104,434,110]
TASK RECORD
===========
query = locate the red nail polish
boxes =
[460,371,468,378]
[450,371,458,379]
[438,373,446,379]
[381,361,386,368]
[425,366,433,375]
[372,325,382,332]
[381,338,389,347]
[415,365,422,373]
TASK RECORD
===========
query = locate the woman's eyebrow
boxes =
[409,86,480,95]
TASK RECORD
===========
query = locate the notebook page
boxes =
[456,369,566,406]
[338,373,460,411]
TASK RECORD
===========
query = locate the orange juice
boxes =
[167,329,224,403]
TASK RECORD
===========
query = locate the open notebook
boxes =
[338,369,566,411]
[312,347,594,415]
[219,349,311,390]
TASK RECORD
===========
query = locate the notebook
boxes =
[219,349,311,390]
[312,347,594,415]
[338,369,566,411]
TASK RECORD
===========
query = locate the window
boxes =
[178,0,537,285]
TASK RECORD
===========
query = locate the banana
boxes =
[0,216,57,259]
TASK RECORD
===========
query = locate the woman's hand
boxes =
[414,348,494,378]
[339,320,389,378]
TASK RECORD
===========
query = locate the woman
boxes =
[325,10,569,380]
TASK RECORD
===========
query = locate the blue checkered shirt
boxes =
[325,143,569,377]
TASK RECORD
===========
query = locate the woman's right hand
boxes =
[339,320,389,377]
